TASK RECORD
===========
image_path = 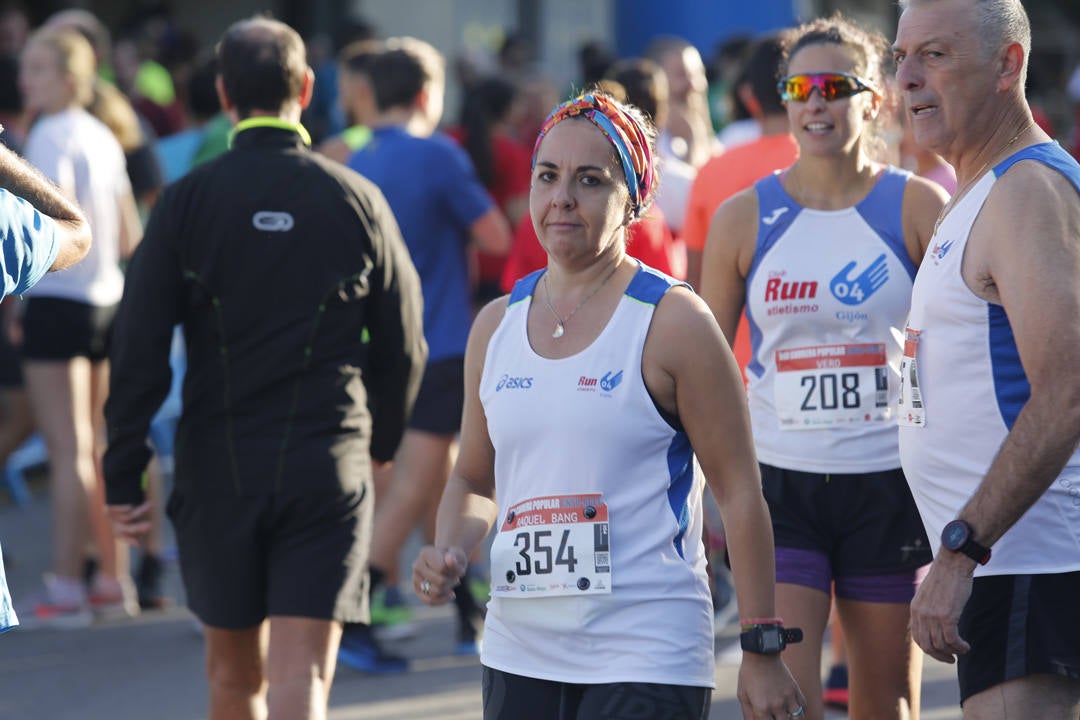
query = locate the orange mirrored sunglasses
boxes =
[778,72,878,102]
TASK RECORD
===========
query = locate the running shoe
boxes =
[338,624,409,674]
[370,586,417,641]
[88,575,140,621]
[17,574,93,630]
[823,663,850,710]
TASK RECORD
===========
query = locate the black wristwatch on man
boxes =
[739,620,803,655]
[940,519,992,565]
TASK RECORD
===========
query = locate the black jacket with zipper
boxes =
[104,125,426,505]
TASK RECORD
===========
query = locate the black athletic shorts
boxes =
[957,571,1080,703]
[167,484,373,629]
[20,297,116,362]
[408,357,465,435]
[761,464,932,598]
[482,667,711,720]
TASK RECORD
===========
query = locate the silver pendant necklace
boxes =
[541,262,620,339]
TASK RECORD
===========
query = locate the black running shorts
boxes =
[482,667,711,720]
[21,297,116,362]
[407,357,465,435]
[957,571,1080,703]
[167,484,373,629]
[761,464,932,591]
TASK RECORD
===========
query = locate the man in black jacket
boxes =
[102,16,426,720]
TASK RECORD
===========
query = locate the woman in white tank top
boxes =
[699,16,949,720]
[412,91,806,719]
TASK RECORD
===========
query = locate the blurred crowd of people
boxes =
[1,1,1079,717]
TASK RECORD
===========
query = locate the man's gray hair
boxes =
[900,0,1030,77]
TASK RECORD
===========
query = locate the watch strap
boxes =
[739,623,804,654]
[959,536,992,565]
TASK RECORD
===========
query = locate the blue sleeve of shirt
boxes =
[431,133,495,230]
[0,188,60,297]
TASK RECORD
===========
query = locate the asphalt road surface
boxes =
[0,486,963,720]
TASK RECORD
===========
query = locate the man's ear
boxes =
[864,89,882,122]
[215,75,233,114]
[298,66,315,110]
[997,41,1025,93]
[414,85,429,113]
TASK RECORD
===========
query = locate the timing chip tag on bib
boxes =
[773,343,890,430]
[897,328,925,427]
[490,493,612,598]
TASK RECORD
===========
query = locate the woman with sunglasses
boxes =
[700,15,948,720]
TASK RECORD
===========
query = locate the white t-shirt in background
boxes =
[23,108,128,306]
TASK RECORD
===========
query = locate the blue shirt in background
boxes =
[155,128,207,185]
[348,126,493,362]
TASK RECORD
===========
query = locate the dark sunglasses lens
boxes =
[822,76,860,100]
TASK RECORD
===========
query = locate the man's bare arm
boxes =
[469,206,512,256]
[0,141,91,271]
[959,161,1080,544]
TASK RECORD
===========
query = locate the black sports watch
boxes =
[941,519,991,565]
[739,623,803,655]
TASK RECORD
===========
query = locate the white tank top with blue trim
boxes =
[478,263,715,688]
[744,167,917,473]
[898,142,1080,575]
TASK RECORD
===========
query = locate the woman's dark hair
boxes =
[187,50,220,120]
[780,12,889,92]
[579,40,615,87]
[369,37,443,113]
[605,58,667,127]
[738,33,788,117]
[0,56,21,114]
[459,75,517,188]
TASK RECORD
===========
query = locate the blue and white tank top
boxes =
[478,263,715,688]
[898,142,1080,575]
[745,167,918,473]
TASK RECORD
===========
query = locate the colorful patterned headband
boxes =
[531,93,655,218]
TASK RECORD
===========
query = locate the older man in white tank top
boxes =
[894,0,1080,716]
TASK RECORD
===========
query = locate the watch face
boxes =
[942,521,968,550]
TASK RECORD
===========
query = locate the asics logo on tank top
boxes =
[577,370,623,395]
[830,253,889,306]
[764,271,820,318]
[252,211,295,232]
[495,373,533,391]
[762,207,790,225]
